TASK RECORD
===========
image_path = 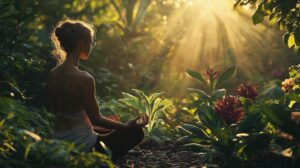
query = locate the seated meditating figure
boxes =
[46,19,148,161]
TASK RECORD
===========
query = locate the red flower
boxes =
[237,83,259,100]
[213,96,244,125]
[205,67,219,82]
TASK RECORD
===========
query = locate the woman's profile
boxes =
[46,19,148,161]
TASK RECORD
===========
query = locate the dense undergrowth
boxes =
[0,97,113,167]
[177,66,300,167]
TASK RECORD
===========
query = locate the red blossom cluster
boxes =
[213,96,244,125]
[205,68,219,82]
[237,83,259,100]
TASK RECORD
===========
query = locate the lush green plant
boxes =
[118,89,172,136]
[0,96,54,137]
[235,0,300,56]
[0,96,113,167]
[177,66,298,167]
[186,66,237,108]
[263,64,300,142]
[0,123,113,168]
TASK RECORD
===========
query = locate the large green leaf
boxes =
[152,99,172,116]
[119,92,144,111]
[245,133,272,156]
[132,89,150,105]
[177,126,193,136]
[236,112,263,133]
[261,85,284,99]
[175,135,192,144]
[149,92,164,102]
[188,88,210,99]
[186,69,207,85]
[159,99,172,110]
[263,104,300,141]
[152,107,163,120]
[181,124,210,140]
[212,89,226,100]
[151,98,161,114]
[131,89,150,114]
[134,0,150,27]
[252,8,266,25]
[216,66,237,87]
[123,0,137,26]
[197,103,225,134]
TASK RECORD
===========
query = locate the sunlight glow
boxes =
[153,0,287,78]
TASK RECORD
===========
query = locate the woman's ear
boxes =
[79,51,89,60]
[75,41,86,59]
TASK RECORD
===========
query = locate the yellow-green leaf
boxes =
[24,130,41,141]
[288,34,295,48]
[289,100,296,108]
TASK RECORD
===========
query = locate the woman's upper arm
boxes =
[81,75,101,123]
[81,74,128,130]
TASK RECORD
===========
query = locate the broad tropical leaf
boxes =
[213,89,226,99]
[186,69,207,85]
[134,0,150,26]
[216,66,237,87]
[197,103,225,134]
[261,85,284,99]
[181,124,210,140]
[188,88,210,99]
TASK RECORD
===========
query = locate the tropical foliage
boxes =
[177,66,300,167]
[0,96,113,167]
[235,0,300,56]
[119,89,172,136]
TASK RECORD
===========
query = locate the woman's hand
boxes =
[126,114,149,128]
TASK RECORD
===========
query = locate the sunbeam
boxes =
[153,0,290,78]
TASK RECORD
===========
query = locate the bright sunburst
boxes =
[154,0,288,78]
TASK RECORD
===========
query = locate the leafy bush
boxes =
[264,64,300,142]
[177,66,300,167]
[186,66,237,105]
[235,0,300,56]
[0,97,113,167]
[119,89,172,137]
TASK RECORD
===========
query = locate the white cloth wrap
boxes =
[53,125,98,152]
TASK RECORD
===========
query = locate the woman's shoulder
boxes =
[76,70,96,91]
[76,70,95,87]
[77,70,93,80]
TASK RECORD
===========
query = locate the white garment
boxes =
[53,110,98,152]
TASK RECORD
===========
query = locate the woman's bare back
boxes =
[47,64,92,132]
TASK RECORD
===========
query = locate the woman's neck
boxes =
[64,52,80,67]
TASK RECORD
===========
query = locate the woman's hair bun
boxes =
[50,19,95,63]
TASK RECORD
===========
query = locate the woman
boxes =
[46,19,148,161]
